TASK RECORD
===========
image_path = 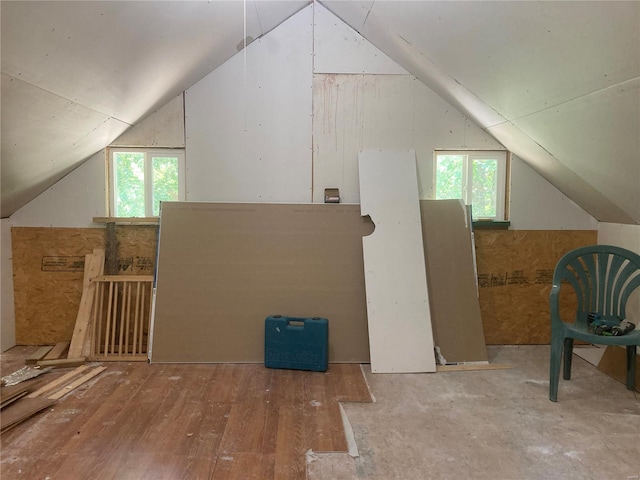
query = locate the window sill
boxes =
[93,217,159,225]
[472,220,510,230]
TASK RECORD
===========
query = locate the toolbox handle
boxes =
[272,315,322,331]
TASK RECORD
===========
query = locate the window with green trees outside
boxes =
[434,150,508,221]
[110,148,185,217]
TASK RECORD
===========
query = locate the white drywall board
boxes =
[598,223,640,253]
[333,1,639,121]
[185,5,313,203]
[509,155,597,230]
[488,121,635,224]
[313,2,407,74]
[9,150,107,228]
[511,79,640,223]
[359,150,436,373]
[1,219,17,351]
[312,74,503,204]
[1,74,128,216]
[111,94,185,148]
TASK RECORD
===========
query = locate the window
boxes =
[109,148,185,217]
[434,150,508,221]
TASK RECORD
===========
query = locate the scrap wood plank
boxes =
[81,249,107,357]
[68,249,105,359]
[436,363,513,372]
[0,378,43,403]
[1,391,29,409]
[1,380,40,408]
[37,358,86,369]
[0,397,56,432]
[48,366,107,400]
[24,346,54,365]
[26,365,90,399]
[43,342,70,361]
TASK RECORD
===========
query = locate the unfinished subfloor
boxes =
[309,345,640,480]
[2,345,639,480]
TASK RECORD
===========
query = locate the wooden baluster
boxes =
[102,281,114,358]
[118,282,127,356]
[124,281,132,355]
[132,282,141,356]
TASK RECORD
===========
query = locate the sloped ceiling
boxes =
[0,0,310,217]
[2,1,639,224]
[321,0,640,224]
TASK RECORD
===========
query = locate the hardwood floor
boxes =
[0,350,372,480]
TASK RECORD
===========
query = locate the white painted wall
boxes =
[312,73,504,204]
[9,150,107,228]
[185,5,314,203]
[110,94,185,148]
[510,155,598,230]
[598,223,640,253]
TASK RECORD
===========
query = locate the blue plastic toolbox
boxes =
[264,315,328,372]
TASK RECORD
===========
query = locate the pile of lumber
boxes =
[1,365,106,433]
[1,249,114,433]
[23,341,84,368]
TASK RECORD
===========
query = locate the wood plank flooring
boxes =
[1,350,371,480]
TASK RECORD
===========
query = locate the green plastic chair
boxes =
[549,244,640,401]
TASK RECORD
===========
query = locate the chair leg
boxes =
[549,335,564,402]
[626,345,637,391]
[563,338,574,380]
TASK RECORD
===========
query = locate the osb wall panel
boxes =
[474,230,597,344]
[12,226,157,345]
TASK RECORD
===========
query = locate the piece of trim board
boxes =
[68,250,104,358]
[436,363,512,372]
[47,366,107,400]
[43,342,70,360]
[358,150,436,373]
[26,366,90,398]
[24,346,53,365]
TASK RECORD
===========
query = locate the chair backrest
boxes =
[550,245,640,325]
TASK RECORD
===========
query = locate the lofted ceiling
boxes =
[2,0,639,223]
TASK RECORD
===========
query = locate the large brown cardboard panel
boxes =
[474,230,597,344]
[12,227,157,345]
[420,200,488,363]
[151,202,373,363]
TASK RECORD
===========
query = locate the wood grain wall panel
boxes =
[12,227,104,345]
[151,202,373,363]
[474,229,597,344]
[12,226,157,345]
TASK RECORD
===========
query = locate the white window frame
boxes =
[433,150,508,221]
[108,147,186,217]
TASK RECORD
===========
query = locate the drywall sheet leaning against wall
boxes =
[151,202,373,363]
[420,200,488,363]
[359,151,436,373]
